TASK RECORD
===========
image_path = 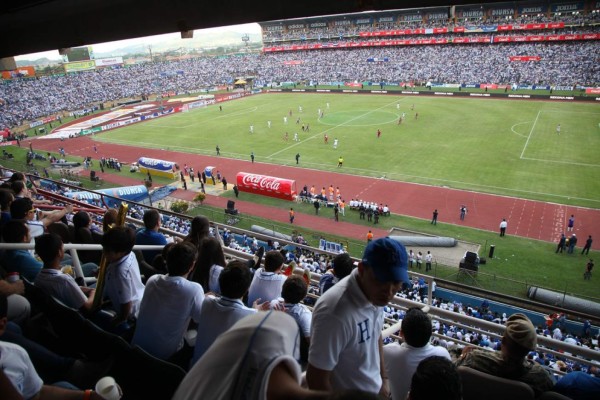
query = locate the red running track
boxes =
[33,135,600,244]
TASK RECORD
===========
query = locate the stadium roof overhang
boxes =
[0,0,493,59]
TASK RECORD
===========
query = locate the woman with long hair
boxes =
[190,236,225,294]
[184,216,210,249]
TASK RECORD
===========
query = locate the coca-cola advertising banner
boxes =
[510,56,541,61]
[263,33,598,53]
[360,28,448,36]
[236,172,296,201]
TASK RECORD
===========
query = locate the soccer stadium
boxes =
[0,0,599,399]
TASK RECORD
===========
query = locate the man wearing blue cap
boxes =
[307,237,409,397]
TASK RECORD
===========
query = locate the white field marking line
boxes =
[298,161,600,204]
[97,138,202,152]
[103,133,600,203]
[264,157,600,208]
[141,124,180,129]
[543,109,600,114]
[141,106,261,130]
[510,121,531,138]
[99,136,600,204]
[267,99,401,158]
[521,156,600,168]
[520,110,541,159]
[101,103,598,204]
[179,106,261,129]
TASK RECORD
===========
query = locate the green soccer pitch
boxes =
[96,93,600,208]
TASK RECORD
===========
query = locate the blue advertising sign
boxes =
[138,157,176,172]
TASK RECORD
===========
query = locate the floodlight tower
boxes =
[241,33,250,52]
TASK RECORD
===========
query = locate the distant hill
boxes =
[16,57,61,67]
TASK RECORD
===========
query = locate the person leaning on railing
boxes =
[10,197,73,242]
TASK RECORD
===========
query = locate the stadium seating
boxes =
[458,366,535,400]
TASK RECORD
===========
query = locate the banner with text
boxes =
[236,172,296,201]
[1,66,36,80]
[509,56,541,61]
[94,57,124,67]
[263,33,599,52]
[64,61,96,72]
[138,157,178,179]
[64,185,149,206]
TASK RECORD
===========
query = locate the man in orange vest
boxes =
[289,208,295,224]
[367,230,374,242]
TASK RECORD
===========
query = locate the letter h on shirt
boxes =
[358,319,371,343]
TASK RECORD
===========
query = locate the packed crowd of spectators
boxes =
[0,56,247,129]
[1,29,599,130]
[1,164,599,398]
[263,10,600,42]
[258,43,599,86]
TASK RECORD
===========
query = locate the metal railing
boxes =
[5,171,600,370]
[2,242,599,371]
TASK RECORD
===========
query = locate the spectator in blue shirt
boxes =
[1,219,43,281]
[135,209,168,264]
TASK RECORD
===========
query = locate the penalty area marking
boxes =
[520,110,540,159]
[520,156,600,168]
[141,106,260,130]
[510,121,531,138]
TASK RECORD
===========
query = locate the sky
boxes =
[14,22,262,61]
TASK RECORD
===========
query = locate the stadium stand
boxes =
[1,7,599,130]
[1,2,599,398]
[0,165,598,399]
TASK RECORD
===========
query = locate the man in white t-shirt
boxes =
[133,242,204,363]
[101,226,145,330]
[281,275,312,341]
[383,307,451,400]
[499,218,508,237]
[247,250,286,306]
[425,251,433,272]
[10,197,73,250]
[34,233,95,312]
[192,260,269,365]
[307,237,410,397]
